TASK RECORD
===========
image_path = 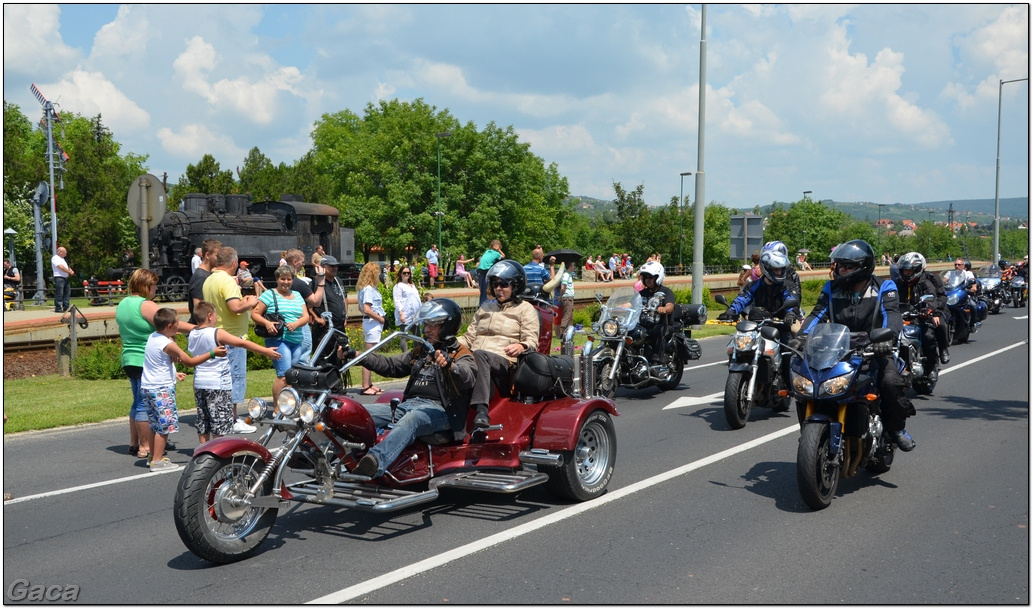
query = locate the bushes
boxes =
[72,340,126,380]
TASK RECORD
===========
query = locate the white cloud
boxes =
[43,70,150,133]
[941,5,1029,109]
[2,5,80,77]
[157,123,245,161]
[90,5,148,61]
[518,124,596,155]
[173,36,218,102]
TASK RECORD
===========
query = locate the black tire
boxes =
[542,410,616,501]
[656,357,684,391]
[953,320,970,344]
[173,453,278,564]
[723,371,751,429]
[594,361,618,400]
[797,423,839,510]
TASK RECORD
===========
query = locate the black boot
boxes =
[352,453,379,477]
[939,347,950,365]
[472,404,490,430]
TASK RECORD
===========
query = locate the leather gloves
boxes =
[872,341,894,357]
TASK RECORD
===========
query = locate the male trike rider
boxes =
[797,239,917,452]
[351,299,476,478]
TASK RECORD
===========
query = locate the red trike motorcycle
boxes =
[173,301,618,564]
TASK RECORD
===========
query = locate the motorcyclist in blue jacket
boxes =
[799,240,916,452]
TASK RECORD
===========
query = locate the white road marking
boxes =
[936,340,1027,376]
[307,424,799,604]
[662,391,725,410]
[3,466,183,506]
[683,359,727,371]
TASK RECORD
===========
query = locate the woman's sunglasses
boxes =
[490,279,511,288]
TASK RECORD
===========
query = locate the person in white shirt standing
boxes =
[51,246,74,313]
[190,248,202,274]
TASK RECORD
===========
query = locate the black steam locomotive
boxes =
[142,193,355,300]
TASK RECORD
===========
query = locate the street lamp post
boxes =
[678,171,692,271]
[4,228,16,268]
[435,131,452,252]
[803,190,812,200]
[993,77,1028,264]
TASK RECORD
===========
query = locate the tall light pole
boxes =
[993,77,1028,264]
[678,171,692,271]
[803,190,812,200]
[435,131,451,252]
[690,4,707,306]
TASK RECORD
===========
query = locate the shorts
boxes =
[362,318,384,344]
[428,263,438,278]
[193,388,235,436]
[143,385,179,435]
[124,365,148,422]
[265,338,307,377]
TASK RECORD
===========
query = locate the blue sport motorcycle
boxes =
[780,323,899,510]
[942,269,985,344]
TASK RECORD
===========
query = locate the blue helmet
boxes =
[762,240,789,257]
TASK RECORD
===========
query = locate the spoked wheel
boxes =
[174,454,279,564]
[797,423,839,510]
[542,410,617,501]
[656,356,684,391]
[723,371,752,429]
[162,275,188,302]
[594,361,618,399]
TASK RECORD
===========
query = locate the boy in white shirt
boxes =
[142,308,226,471]
[188,301,281,443]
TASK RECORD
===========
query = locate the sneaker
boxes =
[939,349,950,365]
[352,454,378,477]
[891,429,916,452]
[149,457,178,472]
[232,418,257,434]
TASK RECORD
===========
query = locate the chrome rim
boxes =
[575,418,612,487]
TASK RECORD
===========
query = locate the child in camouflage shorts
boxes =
[188,300,281,443]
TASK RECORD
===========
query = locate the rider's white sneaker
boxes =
[232,418,257,434]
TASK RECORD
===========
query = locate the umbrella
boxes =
[796,248,810,254]
[544,249,582,266]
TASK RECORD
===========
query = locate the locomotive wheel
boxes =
[797,423,838,510]
[162,275,188,302]
[542,410,616,502]
[173,454,278,564]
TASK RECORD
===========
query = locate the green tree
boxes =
[764,199,852,263]
[168,154,236,203]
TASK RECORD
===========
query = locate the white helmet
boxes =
[638,260,666,285]
[762,240,789,257]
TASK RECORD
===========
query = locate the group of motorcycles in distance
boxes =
[709,256,1026,510]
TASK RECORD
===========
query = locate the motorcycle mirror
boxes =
[919,294,934,302]
[595,292,604,302]
[760,326,780,341]
[869,327,895,344]
[714,294,728,306]
[779,297,799,312]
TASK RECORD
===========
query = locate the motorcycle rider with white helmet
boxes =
[798,239,916,452]
[636,260,677,365]
[893,252,950,364]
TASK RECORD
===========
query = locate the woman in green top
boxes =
[477,239,505,305]
[115,269,195,459]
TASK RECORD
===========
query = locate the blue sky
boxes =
[3,4,1028,210]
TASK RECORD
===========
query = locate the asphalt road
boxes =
[3,310,1029,604]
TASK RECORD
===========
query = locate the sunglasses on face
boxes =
[836,261,860,272]
[401,271,411,276]
[954,263,964,268]
[490,279,511,289]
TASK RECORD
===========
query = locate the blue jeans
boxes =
[265,338,306,377]
[363,398,450,477]
[477,269,489,305]
[127,372,148,422]
[227,344,247,404]
[53,276,70,311]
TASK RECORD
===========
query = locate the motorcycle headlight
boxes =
[791,372,813,396]
[247,397,270,420]
[299,401,319,424]
[947,293,960,306]
[602,318,621,337]
[277,387,301,417]
[820,373,853,397]
[733,331,758,352]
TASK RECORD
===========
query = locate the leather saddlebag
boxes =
[512,352,574,398]
[285,362,342,392]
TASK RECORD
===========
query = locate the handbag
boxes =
[254,291,285,338]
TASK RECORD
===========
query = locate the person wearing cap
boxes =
[737,263,752,288]
[310,255,348,366]
[236,260,264,295]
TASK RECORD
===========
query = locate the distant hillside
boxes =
[738,197,1027,224]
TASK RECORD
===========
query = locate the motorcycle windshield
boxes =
[941,270,968,290]
[601,287,642,328]
[977,265,1001,279]
[1012,274,1026,287]
[804,323,852,371]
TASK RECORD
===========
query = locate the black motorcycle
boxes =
[581,287,704,398]
[899,295,940,395]
[714,295,796,429]
[976,265,1007,314]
